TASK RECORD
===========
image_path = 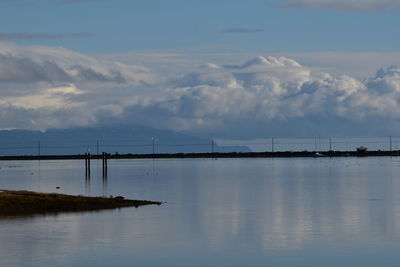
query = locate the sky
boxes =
[0,0,400,138]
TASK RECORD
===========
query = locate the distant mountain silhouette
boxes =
[0,125,250,156]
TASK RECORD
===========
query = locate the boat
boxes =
[356,146,367,153]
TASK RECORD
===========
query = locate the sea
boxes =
[1,157,400,266]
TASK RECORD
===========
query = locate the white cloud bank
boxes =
[129,56,400,137]
[277,0,400,12]
[0,42,400,137]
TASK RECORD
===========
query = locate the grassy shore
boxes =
[0,190,162,217]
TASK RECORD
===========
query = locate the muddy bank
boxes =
[0,190,162,217]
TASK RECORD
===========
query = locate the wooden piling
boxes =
[102,152,108,177]
[88,153,91,176]
[85,152,91,177]
[105,155,108,174]
[84,153,87,178]
[102,152,105,175]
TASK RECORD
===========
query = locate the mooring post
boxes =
[105,154,108,174]
[85,152,88,177]
[102,152,108,176]
[88,152,91,176]
[85,152,91,177]
[85,153,88,176]
[85,153,90,193]
[102,153,108,194]
[102,152,105,176]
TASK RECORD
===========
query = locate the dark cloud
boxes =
[69,65,126,84]
[0,54,127,84]
[0,54,72,83]
[0,32,92,41]
[222,28,264,33]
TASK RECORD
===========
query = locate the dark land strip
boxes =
[0,150,398,161]
[0,190,162,217]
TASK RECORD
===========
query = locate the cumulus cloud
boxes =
[1,42,400,137]
[277,0,400,12]
[118,55,400,137]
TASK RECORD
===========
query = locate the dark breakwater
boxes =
[0,150,398,161]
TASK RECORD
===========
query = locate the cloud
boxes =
[0,43,155,86]
[0,33,92,41]
[222,28,264,33]
[117,55,400,138]
[1,42,400,137]
[0,53,129,86]
[0,54,71,83]
[0,84,83,109]
[276,0,400,12]
[0,42,160,130]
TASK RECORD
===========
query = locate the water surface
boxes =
[1,157,400,266]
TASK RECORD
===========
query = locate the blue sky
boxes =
[1,0,400,138]
[1,0,399,53]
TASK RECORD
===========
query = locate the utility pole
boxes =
[329,137,332,151]
[272,137,275,153]
[390,136,392,152]
[319,135,321,151]
[211,139,214,153]
[314,137,317,151]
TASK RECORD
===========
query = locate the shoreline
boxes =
[0,150,397,161]
[0,190,162,217]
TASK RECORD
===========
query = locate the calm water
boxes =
[1,157,400,266]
